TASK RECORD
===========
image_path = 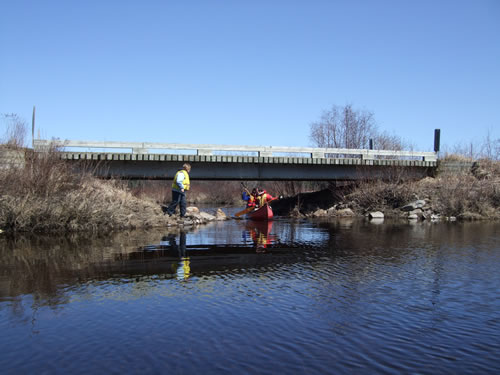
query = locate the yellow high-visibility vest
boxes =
[256,193,267,207]
[172,169,190,190]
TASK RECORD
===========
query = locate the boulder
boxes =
[337,208,355,217]
[215,208,228,221]
[312,209,328,217]
[326,207,337,215]
[409,209,424,220]
[368,211,384,219]
[199,212,216,221]
[290,207,304,218]
[177,218,194,226]
[400,199,427,212]
[415,200,426,208]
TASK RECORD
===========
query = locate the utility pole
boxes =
[32,106,36,148]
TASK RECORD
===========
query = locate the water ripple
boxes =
[1,221,500,374]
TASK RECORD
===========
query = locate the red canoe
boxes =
[247,204,273,221]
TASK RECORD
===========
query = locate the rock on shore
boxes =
[166,206,229,227]
[303,197,458,222]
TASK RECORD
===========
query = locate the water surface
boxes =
[1,218,499,374]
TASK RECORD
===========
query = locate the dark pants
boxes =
[167,231,187,257]
[166,190,186,217]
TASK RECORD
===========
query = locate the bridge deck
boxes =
[57,152,436,181]
[59,151,437,167]
[34,139,438,180]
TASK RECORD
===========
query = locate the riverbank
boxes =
[0,179,231,233]
[0,148,230,233]
[1,147,498,233]
[276,159,500,221]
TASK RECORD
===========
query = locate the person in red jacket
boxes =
[255,187,278,208]
[242,188,258,208]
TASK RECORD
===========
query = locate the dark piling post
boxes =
[434,129,440,152]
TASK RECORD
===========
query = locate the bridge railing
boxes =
[33,139,438,161]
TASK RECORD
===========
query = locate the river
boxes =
[1,215,499,374]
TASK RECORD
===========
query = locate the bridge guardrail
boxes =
[33,139,438,162]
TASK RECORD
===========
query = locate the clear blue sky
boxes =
[1,0,499,152]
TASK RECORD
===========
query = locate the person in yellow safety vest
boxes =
[255,187,278,208]
[164,163,191,218]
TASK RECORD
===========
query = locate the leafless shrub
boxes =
[442,131,500,161]
[430,174,499,218]
[270,181,314,197]
[0,133,169,232]
[479,130,500,160]
[130,180,170,203]
[0,178,168,232]
[373,131,411,152]
[1,114,28,148]
[0,145,86,198]
[441,153,471,162]
[346,161,500,219]
[348,178,417,213]
[131,180,245,206]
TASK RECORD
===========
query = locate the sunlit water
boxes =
[1,214,499,374]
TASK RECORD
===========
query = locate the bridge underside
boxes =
[66,154,436,181]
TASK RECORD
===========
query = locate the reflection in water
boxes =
[0,220,315,307]
[1,220,500,374]
[2,220,499,306]
[242,221,276,252]
[159,231,190,280]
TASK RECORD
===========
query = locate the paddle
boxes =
[240,182,251,197]
[234,182,254,218]
[234,206,255,217]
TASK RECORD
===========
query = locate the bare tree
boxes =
[309,104,405,150]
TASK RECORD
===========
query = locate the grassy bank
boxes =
[333,158,500,220]
[0,147,170,232]
[269,157,500,221]
[1,143,498,234]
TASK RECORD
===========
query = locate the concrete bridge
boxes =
[33,139,438,181]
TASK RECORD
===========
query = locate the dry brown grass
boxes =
[348,179,417,213]
[130,180,244,206]
[441,153,473,162]
[0,145,169,232]
[347,162,500,219]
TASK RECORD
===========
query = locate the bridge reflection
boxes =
[126,222,297,280]
[2,221,496,322]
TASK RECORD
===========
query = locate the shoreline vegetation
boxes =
[0,145,233,233]
[1,109,498,234]
[287,157,500,222]
[0,143,498,234]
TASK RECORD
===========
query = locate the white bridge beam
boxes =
[33,139,438,162]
